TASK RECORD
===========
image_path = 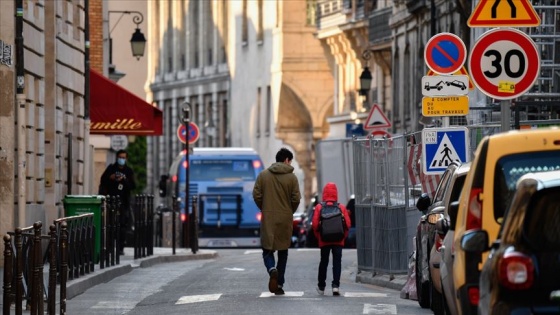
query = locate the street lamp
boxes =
[359,50,373,96]
[108,10,147,63]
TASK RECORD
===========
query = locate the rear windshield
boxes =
[493,151,560,221]
[191,160,257,181]
[524,187,560,251]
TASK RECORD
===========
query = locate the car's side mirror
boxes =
[416,193,431,213]
[460,229,489,253]
[435,217,449,235]
[448,201,459,230]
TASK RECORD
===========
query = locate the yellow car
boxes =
[452,127,560,315]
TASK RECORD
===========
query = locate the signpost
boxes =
[364,104,391,130]
[422,127,469,175]
[177,122,200,145]
[424,33,467,75]
[422,96,469,117]
[468,0,540,27]
[426,67,474,90]
[421,75,469,96]
[468,28,540,100]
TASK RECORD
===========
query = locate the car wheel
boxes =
[431,282,444,315]
[415,249,430,308]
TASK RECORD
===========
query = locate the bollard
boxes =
[48,225,57,315]
[60,221,68,315]
[3,234,13,315]
[189,196,199,254]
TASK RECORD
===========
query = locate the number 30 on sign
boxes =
[468,28,540,100]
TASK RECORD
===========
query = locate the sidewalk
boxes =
[0,246,218,305]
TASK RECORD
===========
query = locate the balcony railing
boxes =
[368,7,392,46]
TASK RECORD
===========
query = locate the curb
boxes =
[66,251,218,300]
[355,271,407,291]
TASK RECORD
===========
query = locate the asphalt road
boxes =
[66,248,431,315]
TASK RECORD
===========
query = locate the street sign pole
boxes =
[181,104,190,249]
[501,100,511,132]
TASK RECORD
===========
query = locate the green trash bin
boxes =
[63,195,104,263]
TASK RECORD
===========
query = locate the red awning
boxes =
[90,70,162,135]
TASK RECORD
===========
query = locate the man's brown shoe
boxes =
[268,268,278,293]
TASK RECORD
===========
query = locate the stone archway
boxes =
[275,83,315,204]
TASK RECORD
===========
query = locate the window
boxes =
[306,0,317,26]
[494,151,560,221]
[191,0,200,68]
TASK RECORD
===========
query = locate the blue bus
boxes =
[164,147,265,247]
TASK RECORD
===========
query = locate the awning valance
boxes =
[90,70,162,135]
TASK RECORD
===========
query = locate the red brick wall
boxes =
[89,0,103,72]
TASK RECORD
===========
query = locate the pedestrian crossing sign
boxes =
[422,127,469,175]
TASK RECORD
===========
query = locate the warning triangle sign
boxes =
[426,66,474,90]
[429,134,462,168]
[468,0,540,27]
[364,104,391,130]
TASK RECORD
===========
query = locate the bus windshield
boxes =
[190,160,257,181]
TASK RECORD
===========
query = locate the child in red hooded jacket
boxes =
[312,182,351,296]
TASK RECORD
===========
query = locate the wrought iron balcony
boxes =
[405,0,427,13]
[368,7,392,46]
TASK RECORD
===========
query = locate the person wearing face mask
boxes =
[99,149,136,255]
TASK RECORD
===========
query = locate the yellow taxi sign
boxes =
[422,96,469,117]
[468,0,540,27]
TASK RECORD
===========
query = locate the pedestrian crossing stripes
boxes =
[176,294,222,305]
[176,291,388,303]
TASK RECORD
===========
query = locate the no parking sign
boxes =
[424,33,467,75]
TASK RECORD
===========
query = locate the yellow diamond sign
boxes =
[422,96,469,117]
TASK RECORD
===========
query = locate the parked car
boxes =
[433,162,471,315]
[453,127,560,315]
[461,169,560,315]
[291,210,306,247]
[303,193,319,248]
[414,162,460,309]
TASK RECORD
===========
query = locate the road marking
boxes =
[176,294,222,305]
[223,267,245,271]
[363,303,397,314]
[244,250,262,255]
[344,292,388,298]
[92,301,136,309]
[259,291,305,297]
[295,248,320,252]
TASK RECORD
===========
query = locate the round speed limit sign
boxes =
[469,28,540,100]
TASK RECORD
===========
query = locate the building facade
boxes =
[146,0,333,206]
[0,0,91,265]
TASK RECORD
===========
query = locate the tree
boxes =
[126,136,147,195]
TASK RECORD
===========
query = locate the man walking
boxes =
[99,149,136,255]
[253,147,301,295]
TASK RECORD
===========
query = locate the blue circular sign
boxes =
[424,33,467,75]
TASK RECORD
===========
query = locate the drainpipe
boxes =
[15,0,27,227]
[84,0,91,194]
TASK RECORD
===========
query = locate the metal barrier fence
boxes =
[353,126,501,275]
[3,220,72,315]
[2,194,155,314]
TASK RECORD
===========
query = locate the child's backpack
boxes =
[319,202,346,242]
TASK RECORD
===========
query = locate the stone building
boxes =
[0,0,91,263]
[146,0,333,206]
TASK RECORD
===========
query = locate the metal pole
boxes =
[182,104,191,248]
[15,0,27,227]
[84,0,92,194]
[501,100,511,132]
